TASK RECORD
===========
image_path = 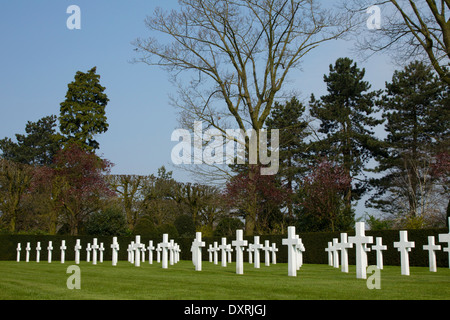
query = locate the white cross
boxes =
[262,240,271,266]
[371,237,387,270]
[271,243,278,264]
[156,244,162,263]
[423,236,441,272]
[92,238,99,265]
[25,242,31,263]
[438,217,450,269]
[134,235,143,267]
[147,240,155,265]
[393,230,415,276]
[160,234,170,269]
[296,236,305,270]
[86,243,92,262]
[247,244,254,264]
[36,242,42,263]
[335,233,353,273]
[226,244,233,263]
[348,222,373,279]
[207,244,213,262]
[99,243,105,263]
[74,239,82,265]
[47,241,53,263]
[252,236,263,269]
[212,241,219,265]
[192,232,205,271]
[282,226,301,277]
[219,238,229,267]
[169,239,175,265]
[332,238,339,269]
[111,237,119,266]
[16,243,21,262]
[325,241,334,267]
[140,243,146,263]
[60,240,67,264]
[232,229,248,275]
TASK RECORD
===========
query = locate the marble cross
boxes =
[332,238,340,269]
[111,237,119,266]
[60,240,67,264]
[147,240,155,265]
[212,241,219,265]
[423,236,441,272]
[282,226,301,276]
[335,233,353,273]
[325,241,334,267]
[247,244,254,264]
[92,238,99,265]
[207,244,213,262]
[192,232,205,271]
[169,239,175,265]
[262,240,271,266]
[348,222,373,279]
[86,243,92,263]
[16,243,21,262]
[393,230,415,276]
[371,237,387,270]
[156,243,162,263]
[134,236,142,267]
[232,229,248,275]
[271,243,278,264]
[438,218,450,268]
[74,239,82,265]
[252,236,263,269]
[296,236,305,270]
[160,234,170,269]
[99,242,105,263]
[25,242,31,263]
[36,242,42,263]
[47,241,53,263]
[219,238,229,267]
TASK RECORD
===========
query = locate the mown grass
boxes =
[0,260,448,300]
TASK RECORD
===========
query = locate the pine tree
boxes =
[59,67,109,152]
[0,115,61,166]
[309,57,383,214]
[369,61,449,222]
[265,97,309,220]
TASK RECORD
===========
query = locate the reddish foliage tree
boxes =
[299,158,352,231]
[32,143,114,235]
[224,165,291,234]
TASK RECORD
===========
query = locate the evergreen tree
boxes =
[265,97,309,220]
[309,57,383,214]
[369,61,449,222]
[0,115,61,166]
[59,67,109,152]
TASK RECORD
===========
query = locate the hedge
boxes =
[1,228,448,267]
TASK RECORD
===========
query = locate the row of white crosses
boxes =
[16,239,104,264]
[202,235,280,270]
[124,234,181,269]
[324,219,450,277]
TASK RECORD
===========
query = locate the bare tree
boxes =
[134,0,353,160]
[346,0,450,85]
[133,0,353,234]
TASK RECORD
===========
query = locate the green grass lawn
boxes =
[0,260,448,300]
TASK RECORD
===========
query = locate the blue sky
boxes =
[0,0,396,191]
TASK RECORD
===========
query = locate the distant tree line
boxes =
[0,62,448,236]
